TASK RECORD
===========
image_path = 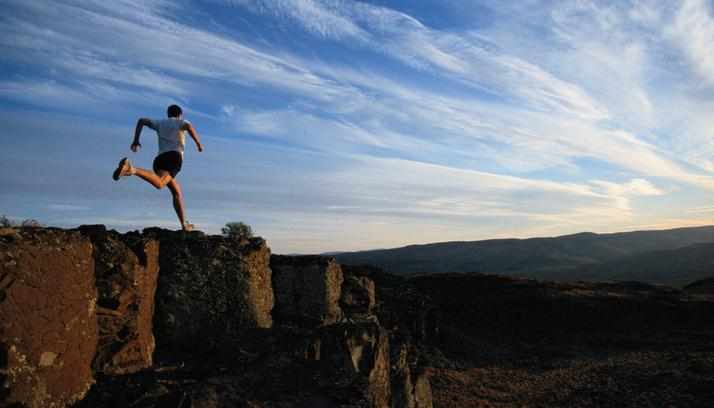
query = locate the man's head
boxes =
[167,104,183,118]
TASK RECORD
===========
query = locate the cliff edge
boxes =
[0,226,432,408]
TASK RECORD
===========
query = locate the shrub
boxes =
[0,216,43,228]
[21,219,42,228]
[222,222,253,240]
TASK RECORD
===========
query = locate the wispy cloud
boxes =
[231,0,609,120]
[227,0,369,40]
[668,0,714,86]
[47,204,92,212]
[3,0,714,252]
[224,106,387,148]
[1,0,363,108]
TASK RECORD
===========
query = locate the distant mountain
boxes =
[684,276,714,294]
[542,243,714,287]
[333,226,714,286]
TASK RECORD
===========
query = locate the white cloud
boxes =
[0,79,173,113]
[226,0,607,121]
[6,0,714,252]
[592,178,665,210]
[224,107,387,148]
[1,0,366,108]
[227,0,369,40]
[47,204,92,211]
[2,0,692,184]
[668,0,714,86]
[629,0,662,25]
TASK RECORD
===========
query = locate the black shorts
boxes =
[153,151,183,178]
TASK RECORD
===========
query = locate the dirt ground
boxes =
[430,350,714,408]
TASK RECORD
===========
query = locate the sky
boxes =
[3,0,714,253]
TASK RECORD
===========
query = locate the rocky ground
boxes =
[3,226,714,407]
[431,350,714,408]
[76,323,392,407]
[374,272,714,408]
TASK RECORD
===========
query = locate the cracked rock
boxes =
[0,228,97,408]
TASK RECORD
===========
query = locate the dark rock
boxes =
[684,277,714,295]
[190,383,219,408]
[410,369,432,408]
[0,228,21,242]
[320,322,391,408]
[336,266,435,407]
[271,255,343,327]
[371,275,440,345]
[2,225,435,408]
[77,225,159,375]
[391,343,434,408]
[147,229,273,355]
[0,229,97,407]
[340,265,376,320]
[409,273,714,343]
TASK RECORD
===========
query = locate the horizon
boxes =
[4,218,714,256]
[4,1,714,253]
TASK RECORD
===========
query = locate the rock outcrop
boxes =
[341,265,376,320]
[271,255,344,327]
[320,322,391,407]
[391,344,433,408]
[341,265,434,408]
[146,229,274,355]
[1,226,433,408]
[78,225,159,375]
[0,228,97,408]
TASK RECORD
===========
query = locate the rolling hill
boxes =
[333,226,714,286]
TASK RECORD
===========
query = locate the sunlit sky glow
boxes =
[3,0,714,253]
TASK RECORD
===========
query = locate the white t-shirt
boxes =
[147,118,190,155]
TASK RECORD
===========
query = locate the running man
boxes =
[113,104,204,231]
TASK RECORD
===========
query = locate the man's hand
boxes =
[131,142,141,152]
[197,142,204,152]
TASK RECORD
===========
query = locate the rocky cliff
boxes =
[0,226,432,408]
[0,228,97,408]
[4,225,714,407]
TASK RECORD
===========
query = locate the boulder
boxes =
[147,229,273,354]
[340,268,376,319]
[411,370,433,408]
[271,255,343,327]
[78,225,159,375]
[321,322,391,408]
[0,228,97,407]
[391,344,433,408]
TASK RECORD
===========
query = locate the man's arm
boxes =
[132,118,154,152]
[182,122,204,152]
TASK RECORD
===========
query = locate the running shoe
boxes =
[112,157,135,180]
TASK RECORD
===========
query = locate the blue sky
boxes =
[3,0,714,253]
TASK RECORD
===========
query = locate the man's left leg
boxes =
[167,178,190,230]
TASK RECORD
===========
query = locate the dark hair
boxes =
[167,104,183,118]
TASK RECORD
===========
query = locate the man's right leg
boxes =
[113,158,172,189]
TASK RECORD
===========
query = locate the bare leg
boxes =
[167,178,186,228]
[133,168,173,189]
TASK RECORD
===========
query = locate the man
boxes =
[113,104,204,231]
